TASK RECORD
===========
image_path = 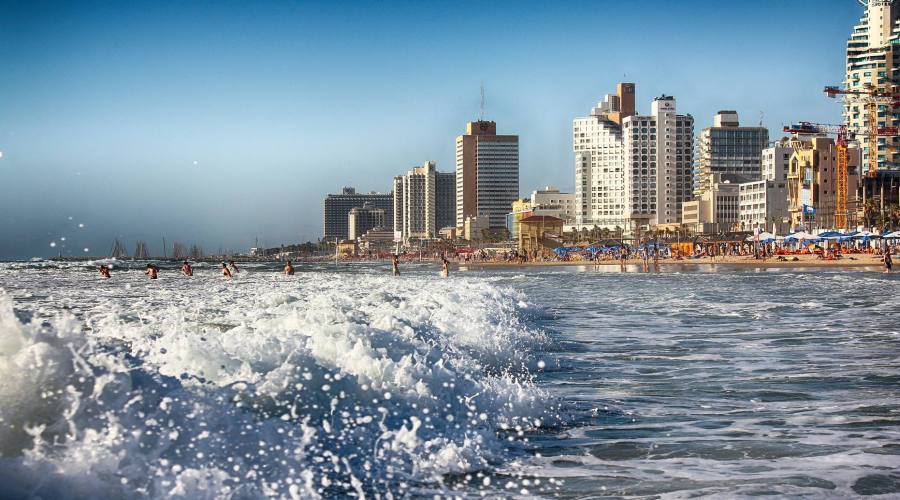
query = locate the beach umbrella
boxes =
[784,231,819,242]
[853,230,880,239]
[885,231,900,238]
[746,232,776,241]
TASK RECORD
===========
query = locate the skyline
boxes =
[0,0,865,259]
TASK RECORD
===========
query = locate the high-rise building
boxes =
[694,111,769,195]
[348,203,386,240]
[455,121,519,230]
[393,161,456,239]
[622,95,695,228]
[573,84,630,229]
[323,187,393,240]
[845,1,900,172]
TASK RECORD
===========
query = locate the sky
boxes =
[0,0,864,260]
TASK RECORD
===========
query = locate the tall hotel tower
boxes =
[573,83,633,228]
[455,121,519,229]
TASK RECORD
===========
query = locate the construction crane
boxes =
[783,122,853,229]
[824,85,899,178]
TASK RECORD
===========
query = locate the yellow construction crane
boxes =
[824,85,899,228]
[824,85,897,178]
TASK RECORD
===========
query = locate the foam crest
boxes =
[0,271,552,497]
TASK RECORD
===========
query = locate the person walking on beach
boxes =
[391,254,400,276]
[145,264,159,279]
[284,260,295,275]
[99,265,111,279]
[884,248,893,273]
[228,260,240,274]
[221,262,233,279]
[440,255,450,278]
[181,261,193,276]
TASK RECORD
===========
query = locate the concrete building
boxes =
[787,137,862,230]
[323,187,393,240]
[622,95,695,229]
[456,120,519,230]
[573,84,631,229]
[694,111,769,195]
[393,161,456,240]
[845,1,900,172]
[531,186,576,222]
[737,139,793,233]
[348,203,386,240]
[681,174,740,233]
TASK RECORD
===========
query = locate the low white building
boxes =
[681,173,740,233]
[530,186,576,222]
[738,180,789,234]
[737,140,791,233]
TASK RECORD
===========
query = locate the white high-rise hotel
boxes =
[574,85,629,228]
[845,0,900,172]
[574,84,694,231]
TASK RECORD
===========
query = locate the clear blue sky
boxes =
[0,0,862,259]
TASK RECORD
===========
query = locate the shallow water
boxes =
[0,260,898,498]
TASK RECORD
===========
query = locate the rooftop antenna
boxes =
[479,82,485,121]
[759,111,764,127]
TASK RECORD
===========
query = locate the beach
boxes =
[458,252,889,269]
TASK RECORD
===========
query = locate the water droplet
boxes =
[49,241,56,248]
[78,223,85,228]
[83,247,89,252]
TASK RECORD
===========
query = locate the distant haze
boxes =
[0,0,859,259]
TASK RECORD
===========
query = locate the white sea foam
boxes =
[0,265,552,498]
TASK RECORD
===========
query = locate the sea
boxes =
[0,259,898,498]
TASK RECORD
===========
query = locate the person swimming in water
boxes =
[145,264,158,279]
[391,254,400,276]
[222,262,233,279]
[284,260,294,275]
[228,260,239,274]
[181,260,193,276]
[440,255,450,278]
[99,265,111,279]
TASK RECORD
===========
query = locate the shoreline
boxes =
[458,255,888,269]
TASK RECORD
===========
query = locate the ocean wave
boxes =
[0,272,553,498]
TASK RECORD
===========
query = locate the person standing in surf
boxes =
[221,262,233,279]
[391,254,400,276]
[884,248,893,273]
[228,260,240,274]
[440,254,450,278]
[284,260,294,275]
[99,265,111,279]
[181,261,193,276]
[145,264,159,279]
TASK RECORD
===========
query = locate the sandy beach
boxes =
[458,253,889,269]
